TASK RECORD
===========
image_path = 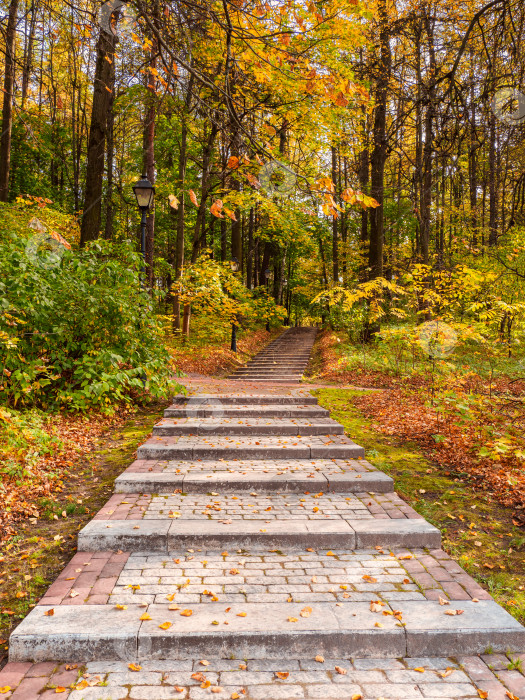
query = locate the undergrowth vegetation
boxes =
[314,330,525,521]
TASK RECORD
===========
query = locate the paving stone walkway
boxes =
[2,328,525,699]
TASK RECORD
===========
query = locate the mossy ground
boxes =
[315,387,525,624]
[0,401,167,666]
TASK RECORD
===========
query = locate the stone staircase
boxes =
[228,326,317,382]
[5,337,525,698]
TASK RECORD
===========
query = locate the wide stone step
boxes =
[136,435,365,460]
[151,418,344,436]
[227,377,306,382]
[172,394,318,405]
[11,599,524,661]
[78,491,437,551]
[78,517,440,551]
[114,457,394,493]
[163,404,330,418]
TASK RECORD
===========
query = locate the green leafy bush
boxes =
[0,225,179,412]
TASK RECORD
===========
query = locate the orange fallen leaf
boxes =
[140,612,152,621]
[287,616,298,622]
[275,672,289,679]
[414,667,425,672]
[55,688,66,693]
[237,612,247,617]
[362,575,377,583]
[477,691,488,699]
[335,666,347,675]
[159,621,172,630]
[180,609,193,616]
[191,672,206,682]
[315,655,324,663]
[44,609,55,616]
[128,663,141,671]
[300,606,312,618]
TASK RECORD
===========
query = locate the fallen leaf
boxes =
[444,609,464,616]
[140,612,152,621]
[315,655,324,663]
[44,608,55,616]
[159,621,172,630]
[128,663,141,671]
[335,666,347,675]
[237,612,247,617]
[300,606,312,618]
[180,609,193,616]
[287,616,298,622]
[55,688,66,694]
[275,672,289,679]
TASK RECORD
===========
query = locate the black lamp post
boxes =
[230,256,240,352]
[264,267,271,332]
[132,174,155,278]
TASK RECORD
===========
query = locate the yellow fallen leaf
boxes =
[440,668,455,678]
[414,667,425,672]
[300,606,312,618]
[351,694,363,700]
[159,621,172,630]
[115,604,127,610]
[180,609,193,616]
[362,575,377,583]
[140,612,152,621]
[128,663,141,671]
[0,689,11,695]
[287,616,298,622]
[231,693,241,699]
[200,660,210,666]
[374,622,383,628]
[237,612,247,617]
[55,688,66,693]
[326,551,335,556]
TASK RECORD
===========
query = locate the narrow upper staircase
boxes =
[228,326,317,382]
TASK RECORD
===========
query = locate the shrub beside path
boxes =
[1,328,525,699]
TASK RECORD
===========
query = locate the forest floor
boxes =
[307,330,525,624]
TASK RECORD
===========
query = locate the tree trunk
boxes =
[80,20,118,244]
[143,40,157,286]
[0,0,19,202]
[368,0,391,280]
[331,145,339,284]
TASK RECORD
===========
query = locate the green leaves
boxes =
[0,230,180,413]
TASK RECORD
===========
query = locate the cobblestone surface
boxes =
[37,548,491,607]
[2,654,525,698]
[122,458,377,475]
[91,492,420,522]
